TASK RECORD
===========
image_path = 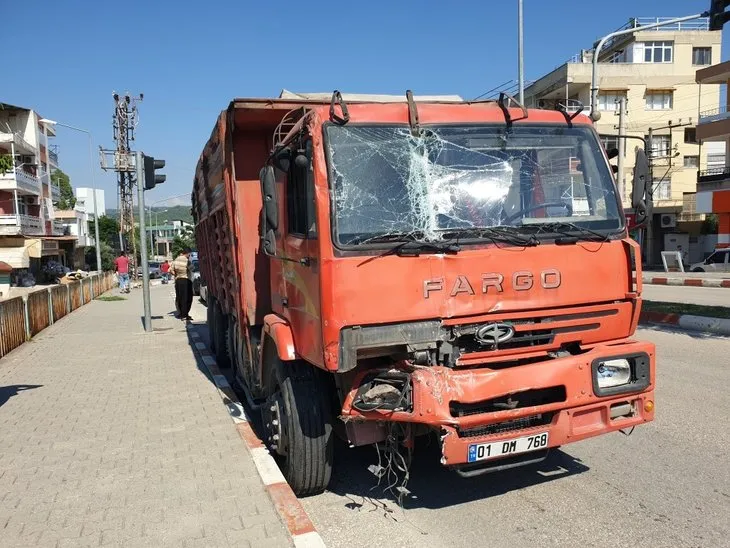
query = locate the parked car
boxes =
[191,259,201,296]
[137,261,162,279]
[690,249,730,272]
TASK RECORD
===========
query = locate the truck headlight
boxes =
[595,359,631,388]
[591,353,650,397]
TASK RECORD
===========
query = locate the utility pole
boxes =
[517,0,524,103]
[136,151,152,333]
[646,128,654,266]
[617,96,627,201]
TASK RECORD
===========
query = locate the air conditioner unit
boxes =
[23,195,40,206]
[660,213,677,228]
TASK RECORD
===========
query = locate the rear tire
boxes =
[213,301,231,369]
[264,357,333,496]
[207,296,217,354]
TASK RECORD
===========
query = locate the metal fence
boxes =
[0,272,116,359]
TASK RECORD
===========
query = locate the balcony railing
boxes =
[697,166,730,191]
[52,219,65,236]
[699,106,730,124]
[51,183,61,201]
[0,214,44,236]
[0,169,43,195]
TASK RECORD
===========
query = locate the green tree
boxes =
[0,154,13,175]
[51,168,76,210]
[171,231,195,258]
[90,215,121,248]
[85,242,116,271]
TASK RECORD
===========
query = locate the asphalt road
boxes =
[301,327,730,548]
[642,284,730,307]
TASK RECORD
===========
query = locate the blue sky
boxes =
[3,0,723,210]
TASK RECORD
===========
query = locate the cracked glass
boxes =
[324,124,622,246]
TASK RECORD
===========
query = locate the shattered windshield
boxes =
[324,124,622,246]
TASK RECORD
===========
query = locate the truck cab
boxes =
[193,91,655,496]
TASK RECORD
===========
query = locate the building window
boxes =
[684,127,697,144]
[653,179,671,200]
[598,92,624,111]
[683,155,699,168]
[646,134,671,158]
[692,47,712,65]
[642,41,673,63]
[601,135,626,156]
[645,91,673,110]
[707,152,726,168]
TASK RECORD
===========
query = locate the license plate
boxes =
[467,432,549,463]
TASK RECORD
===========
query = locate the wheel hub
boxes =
[263,391,287,456]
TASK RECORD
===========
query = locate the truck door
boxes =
[280,137,323,365]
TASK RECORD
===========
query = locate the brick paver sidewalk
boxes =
[0,285,290,547]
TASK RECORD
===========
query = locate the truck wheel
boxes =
[213,301,231,369]
[263,356,333,496]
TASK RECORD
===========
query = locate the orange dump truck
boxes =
[192,91,655,496]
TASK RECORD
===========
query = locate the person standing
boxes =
[160,259,170,284]
[170,248,193,321]
[114,251,130,294]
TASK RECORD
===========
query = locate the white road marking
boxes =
[293,532,327,548]
[250,447,287,486]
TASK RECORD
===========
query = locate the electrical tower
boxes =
[100,92,143,277]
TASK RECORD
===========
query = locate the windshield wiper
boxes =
[350,232,461,257]
[519,222,612,244]
[440,226,539,247]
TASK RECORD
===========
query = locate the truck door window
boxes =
[286,139,316,238]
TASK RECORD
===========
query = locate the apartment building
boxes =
[695,60,730,251]
[524,17,723,264]
[0,102,66,273]
[148,220,193,260]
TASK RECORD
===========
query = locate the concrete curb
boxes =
[187,328,326,548]
[637,275,730,288]
[639,311,730,336]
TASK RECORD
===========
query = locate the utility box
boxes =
[0,261,12,299]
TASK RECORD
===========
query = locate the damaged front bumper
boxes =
[340,340,655,468]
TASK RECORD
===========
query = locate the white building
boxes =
[0,102,66,272]
[75,188,105,218]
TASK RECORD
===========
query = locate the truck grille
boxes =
[457,412,555,439]
[447,303,629,364]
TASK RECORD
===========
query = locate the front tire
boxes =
[692,267,705,272]
[264,357,333,496]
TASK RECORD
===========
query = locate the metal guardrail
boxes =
[0,272,116,359]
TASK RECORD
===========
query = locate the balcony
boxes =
[0,214,44,236]
[697,166,730,192]
[699,106,730,124]
[52,219,65,236]
[51,183,61,201]
[0,169,43,195]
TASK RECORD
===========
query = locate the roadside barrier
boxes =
[0,272,116,359]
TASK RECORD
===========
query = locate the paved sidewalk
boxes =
[0,285,290,547]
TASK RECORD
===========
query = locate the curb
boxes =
[187,328,326,548]
[639,311,730,336]
[637,276,730,288]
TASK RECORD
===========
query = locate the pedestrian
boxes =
[170,248,193,321]
[160,260,170,284]
[114,250,130,294]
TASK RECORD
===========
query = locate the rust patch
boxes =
[236,422,265,449]
[267,483,316,536]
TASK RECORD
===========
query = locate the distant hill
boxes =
[105,205,193,225]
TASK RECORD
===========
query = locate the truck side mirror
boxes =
[259,166,278,256]
[631,149,649,223]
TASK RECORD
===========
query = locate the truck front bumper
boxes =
[341,339,655,467]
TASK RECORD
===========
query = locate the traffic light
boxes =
[709,0,730,31]
[143,154,166,190]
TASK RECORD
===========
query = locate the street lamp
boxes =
[39,119,102,273]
